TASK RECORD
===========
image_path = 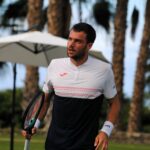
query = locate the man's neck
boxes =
[70,55,88,66]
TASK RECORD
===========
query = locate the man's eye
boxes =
[76,40,82,43]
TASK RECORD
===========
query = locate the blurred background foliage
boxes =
[0,89,22,128]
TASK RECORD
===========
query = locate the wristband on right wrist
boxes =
[100,121,114,137]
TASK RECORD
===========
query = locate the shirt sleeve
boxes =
[42,61,54,93]
[103,66,117,99]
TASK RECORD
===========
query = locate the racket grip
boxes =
[24,139,30,150]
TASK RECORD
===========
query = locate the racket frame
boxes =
[22,91,45,133]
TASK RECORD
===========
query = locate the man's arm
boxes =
[38,92,53,121]
[94,94,120,150]
[106,94,120,124]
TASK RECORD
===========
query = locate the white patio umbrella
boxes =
[0,31,108,150]
[0,31,108,67]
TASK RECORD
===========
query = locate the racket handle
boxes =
[24,139,30,150]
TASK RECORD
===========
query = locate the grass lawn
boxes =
[0,131,150,150]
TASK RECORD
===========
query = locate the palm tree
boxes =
[1,0,47,32]
[145,50,150,99]
[21,0,43,110]
[127,0,150,134]
[47,0,71,38]
[1,0,27,32]
[92,0,128,130]
[42,0,72,131]
[0,0,47,111]
[112,0,128,129]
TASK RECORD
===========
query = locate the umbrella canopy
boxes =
[0,31,108,66]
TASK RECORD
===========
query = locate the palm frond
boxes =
[1,0,27,25]
[93,1,111,32]
[131,7,139,39]
[0,0,4,5]
[0,62,7,71]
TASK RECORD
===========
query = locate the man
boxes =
[22,23,120,150]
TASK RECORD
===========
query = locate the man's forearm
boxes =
[100,94,120,137]
[107,94,120,124]
[38,93,52,121]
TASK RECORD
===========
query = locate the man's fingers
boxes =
[32,127,37,135]
[22,127,37,136]
[21,130,32,139]
[21,128,37,140]
[101,141,108,150]
[95,142,101,150]
[94,132,109,150]
[94,136,103,150]
[94,136,99,147]
[21,130,27,137]
[95,141,108,150]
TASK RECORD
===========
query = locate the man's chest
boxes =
[50,66,106,92]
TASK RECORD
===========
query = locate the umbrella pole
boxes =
[10,63,16,150]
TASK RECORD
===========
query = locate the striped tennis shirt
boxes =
[43,56,117,150]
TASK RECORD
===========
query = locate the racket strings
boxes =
[23,94,43,130]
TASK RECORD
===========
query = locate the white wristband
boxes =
[34,119,41,128]
[100,121,114,137]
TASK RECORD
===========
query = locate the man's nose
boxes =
[69,40,75,47]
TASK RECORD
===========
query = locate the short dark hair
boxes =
[71,22,96,43]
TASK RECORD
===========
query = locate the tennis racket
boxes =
[22,91,45,150]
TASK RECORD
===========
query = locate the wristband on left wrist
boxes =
[34,119,41,128]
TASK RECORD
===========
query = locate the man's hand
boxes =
[94,132,108,150]
[21,127,37,140]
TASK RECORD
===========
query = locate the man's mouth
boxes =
[68,48,75,53]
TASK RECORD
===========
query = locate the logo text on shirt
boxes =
[59,72,68,77]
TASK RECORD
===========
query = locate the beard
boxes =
[67,45,88,61]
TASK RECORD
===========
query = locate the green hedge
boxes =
[0,89,23,128]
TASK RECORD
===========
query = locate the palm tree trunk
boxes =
[47,0,71,38]
[22,0,43,110]
[112,0,128,130]
[127,0,150,135]
[42,0,71,131]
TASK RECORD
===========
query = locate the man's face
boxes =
[67,30,92,60]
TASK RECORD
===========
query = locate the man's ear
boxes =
[88,43,93,50]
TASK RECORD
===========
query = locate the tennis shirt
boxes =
[43,56,117,150]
